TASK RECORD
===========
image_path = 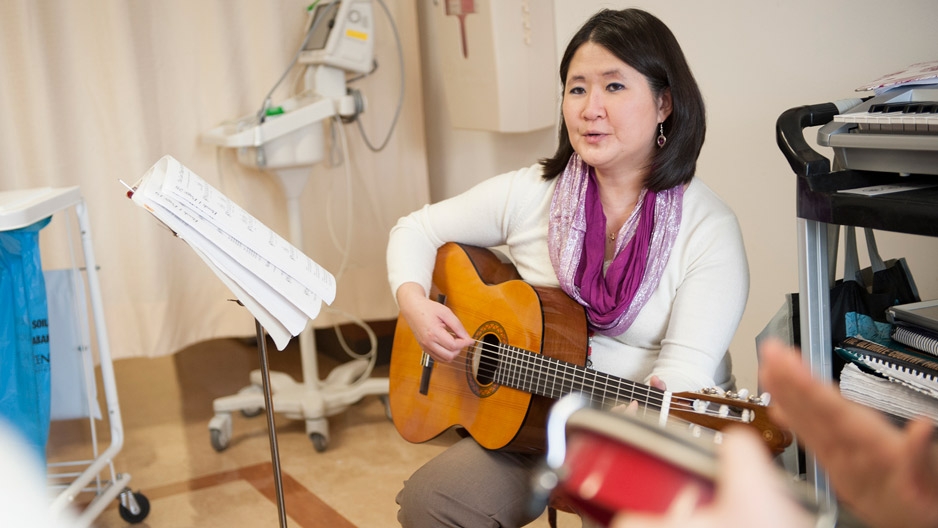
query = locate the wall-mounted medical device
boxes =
[201,0,374,173]
[299,0,374,74]
[433,0,556,133]
[200,0,397,454]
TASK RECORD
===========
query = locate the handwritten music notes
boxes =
[128,155,336,350]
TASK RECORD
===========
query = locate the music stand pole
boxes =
[254,318,288,528]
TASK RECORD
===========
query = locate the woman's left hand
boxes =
[613,376,667,413]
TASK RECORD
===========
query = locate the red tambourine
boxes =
[533,397,719,526]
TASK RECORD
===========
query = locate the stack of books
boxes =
[836,300,938,422]
[889,300,938,358]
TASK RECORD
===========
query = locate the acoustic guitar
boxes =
[389,242,791,454]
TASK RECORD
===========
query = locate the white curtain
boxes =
[0,0,429,359]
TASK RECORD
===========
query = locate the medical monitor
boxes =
[298,0,374,74]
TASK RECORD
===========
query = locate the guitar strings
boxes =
[419,344,736,436]
[418,337,756,425]
[444,338,670,412]
[473,338,720,415]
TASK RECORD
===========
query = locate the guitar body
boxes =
[389,243,588,452]
[390,243,792,456]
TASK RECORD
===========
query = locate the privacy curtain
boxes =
[0,0,430,359]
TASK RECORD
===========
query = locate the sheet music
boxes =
[862,355,938,399]
[129,155,336,350]
[188,244,297,347]
[838,183,938,196]
[840,363,938,422]
[157,160,335,303]
[856,60,938,95]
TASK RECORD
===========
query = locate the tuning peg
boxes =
[749,392,772,405]
[737,388,750,399]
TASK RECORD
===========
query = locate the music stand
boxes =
[125,155,343,528]
[248,314,289,528]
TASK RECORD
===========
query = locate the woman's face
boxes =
[562,41,671,181]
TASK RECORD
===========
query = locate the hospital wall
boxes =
[416,0,938,392]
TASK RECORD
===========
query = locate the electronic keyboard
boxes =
[817,85,938,176]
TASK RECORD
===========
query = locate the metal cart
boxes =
[776,98,938,506]
[0,186,149,526]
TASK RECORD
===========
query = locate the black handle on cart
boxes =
[775,102,839,179]
[776,99,938,236]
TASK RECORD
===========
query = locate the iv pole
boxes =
[202,0,389,454]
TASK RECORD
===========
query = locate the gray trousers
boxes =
[396,436,546,527]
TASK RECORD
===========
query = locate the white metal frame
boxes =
[797,217,836,508]
[0,187,142,527]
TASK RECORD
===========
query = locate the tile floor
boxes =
[45,326,576,528]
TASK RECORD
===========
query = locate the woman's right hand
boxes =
[396,282,476,363]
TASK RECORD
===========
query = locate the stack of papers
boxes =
[840,363,938,422]
[127,155,336,350]
[857,60,938,95]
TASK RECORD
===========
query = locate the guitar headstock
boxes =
[670,388,792,455]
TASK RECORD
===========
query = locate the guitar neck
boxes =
[492,343,668,412]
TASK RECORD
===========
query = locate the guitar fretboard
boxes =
[486,343,668,411]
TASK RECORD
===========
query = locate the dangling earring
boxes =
[656,123,667,148]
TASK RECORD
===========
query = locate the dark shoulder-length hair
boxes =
[539,8,705,192]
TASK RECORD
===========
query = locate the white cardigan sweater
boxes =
[387,164,749,393]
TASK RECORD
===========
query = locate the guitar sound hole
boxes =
[474,333,501,385]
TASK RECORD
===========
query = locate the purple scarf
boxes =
[548,154,683,336]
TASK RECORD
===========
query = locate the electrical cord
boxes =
[312,0,405,366]
[257,0,405,152]
[218,0,401,370]
[255,0,339,124]
[353,0,405,152]
[322,111,380,378]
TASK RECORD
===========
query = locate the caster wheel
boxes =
[239,385,264,417]
[209,413,232,452]
[310,432,328,452]
[119,491,150,523]
[210,428,230,452]
[241,407,263,418]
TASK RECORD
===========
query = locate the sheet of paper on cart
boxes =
[128,155,336,350]
[857,60,938,95]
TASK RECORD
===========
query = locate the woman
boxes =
[387,8,749,527]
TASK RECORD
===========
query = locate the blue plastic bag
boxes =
[0,216,52,463]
